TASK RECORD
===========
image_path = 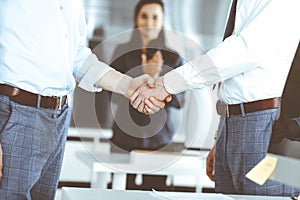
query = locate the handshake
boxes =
[125,75,172,115]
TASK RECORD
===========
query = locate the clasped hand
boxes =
[130,76,171,115]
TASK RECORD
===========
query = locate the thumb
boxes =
[135,74,154,88]
[147,78,156,88]
[134,74,151,84]
[165,95,172,102]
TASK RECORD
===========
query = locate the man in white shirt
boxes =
[0,1,163,199]
[130,0,300,196]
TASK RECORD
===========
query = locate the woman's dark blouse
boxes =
[109,42,185,151]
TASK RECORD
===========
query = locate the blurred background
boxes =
[58,0,231,198]
[71,0,230,140]
[84,0,230,50]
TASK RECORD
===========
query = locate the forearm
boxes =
[76,53,114,92]
[163,51,257,95]
[94,70,132,98]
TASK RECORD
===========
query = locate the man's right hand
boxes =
[206,144,216,182]
[130,76,171,113]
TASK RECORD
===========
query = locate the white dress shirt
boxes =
[0,0,113,96]
[164,0,300,104]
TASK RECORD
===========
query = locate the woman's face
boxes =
[136,3,164,41]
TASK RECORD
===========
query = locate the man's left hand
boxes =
[271,115,300,144]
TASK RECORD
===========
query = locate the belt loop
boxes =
[226,104,229,118]
[58,96,63,110]
[37,94,41,108]
[275,99,281,120]
[240,103,246,117]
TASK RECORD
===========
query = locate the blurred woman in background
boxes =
[108,0,185,189]
[109,0,185,155]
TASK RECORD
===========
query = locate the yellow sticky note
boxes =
[245,156,278,185]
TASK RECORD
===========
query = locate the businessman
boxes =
[0,1,164,199]
[131,0,300,196]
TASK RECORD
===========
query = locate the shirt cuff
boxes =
[163,60,208,94]
[78,54,115,92]
[163,68,191,94]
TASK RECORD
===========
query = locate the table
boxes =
[76,149,214,191]
[61,187,291,200]
[68,127,112,150]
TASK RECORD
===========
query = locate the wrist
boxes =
[120,75,133,98]
[95,70,132,97]
[157,76,170,97]
[163,71,188,94]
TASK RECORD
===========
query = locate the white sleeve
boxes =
[77,53,115,92]
[164,0,300,94]
[71,1,115,92]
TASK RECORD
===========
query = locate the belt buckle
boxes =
[52,96,63,110]
[216,100,229,117]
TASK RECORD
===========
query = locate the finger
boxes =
[144,105,155,115]
[149,97,165,109]
[137,101,145,113]
[130,90,139,102]
[145,99,161,113]
[206,158,215,181]
[206,146,216,182]
[165,95,172,102]
[130,90,140,104]
[206,165,215,181]
[131,95,143,109]
[154,50,162,60]
[207,169,215,182]
[151,51,160,60]
[156,51,164,64]
[206,167,213,181]
[152,51,163,65]
[159,59,164,65]
[141,53,147,65]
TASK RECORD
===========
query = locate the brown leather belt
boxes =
[0,84,67,110]
[217,97,281,117]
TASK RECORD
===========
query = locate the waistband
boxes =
[0,84,67,110]
[216,97,281,117]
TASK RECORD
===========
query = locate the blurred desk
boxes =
[76,150,214,191]
[61,188,291,200]
[68,127,112,140]
[68,127,112,151]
